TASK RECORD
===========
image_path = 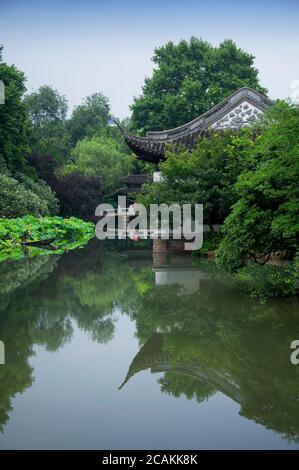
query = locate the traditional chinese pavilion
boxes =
[117,87,272,165]
[117,87,272,195]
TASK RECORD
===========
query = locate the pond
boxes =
[0,239,299,450]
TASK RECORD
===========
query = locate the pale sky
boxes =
[1,0,298,118]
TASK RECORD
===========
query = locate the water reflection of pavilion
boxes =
[154,267,209,295]
[119,333,244,405]
[121,247,209,295]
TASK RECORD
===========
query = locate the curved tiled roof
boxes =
[116,87,272,163]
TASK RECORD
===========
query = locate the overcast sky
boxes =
[1,0,298,118]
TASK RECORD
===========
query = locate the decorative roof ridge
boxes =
[146,86,272,139]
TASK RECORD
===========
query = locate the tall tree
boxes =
[131,37,267,133]
[63,136,133,194]
[0,45,30,171]
[68,92,110,144]
[25,84,67,126]
[24,85,71,163]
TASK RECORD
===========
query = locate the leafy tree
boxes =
[55,172,102,220]
[28,154,102,220]
[64,136,133,194]
[26,153,101,220]
[26,152,59,188]
[0,45,30,171]
[24,85,71,163]
[216,101,299,272]
[131,37,267,133]
[68,92,110,144]
[25,84,67,126]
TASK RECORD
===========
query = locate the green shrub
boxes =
[0,175,49,218]
[193,232,222,255]
[234,258,299,300]
[0,174,59,218]
[16,173,59,215]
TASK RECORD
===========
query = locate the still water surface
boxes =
[0,240,299,449]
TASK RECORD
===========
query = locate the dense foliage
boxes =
[26,153,102,220]
[15,172,59,215]
[22,81,130,216]
[22,83,134,214]
[24,85,71,164]
[68,92,110,145]
[55,172,102,220]
[131,37,267,133]
[63,136,133,194]
[216,102,299,271]
[0,45,30,172]
[0,174,58,218]
[26,153,58,187]
[139,128,258,227]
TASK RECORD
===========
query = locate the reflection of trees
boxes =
[0,255,59,312]
[159,372,215,404]
[0,255,60,430]
[0,306,34,431]
[125,280,299,444]
[0,240,152,429]
[2,243,299,445]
